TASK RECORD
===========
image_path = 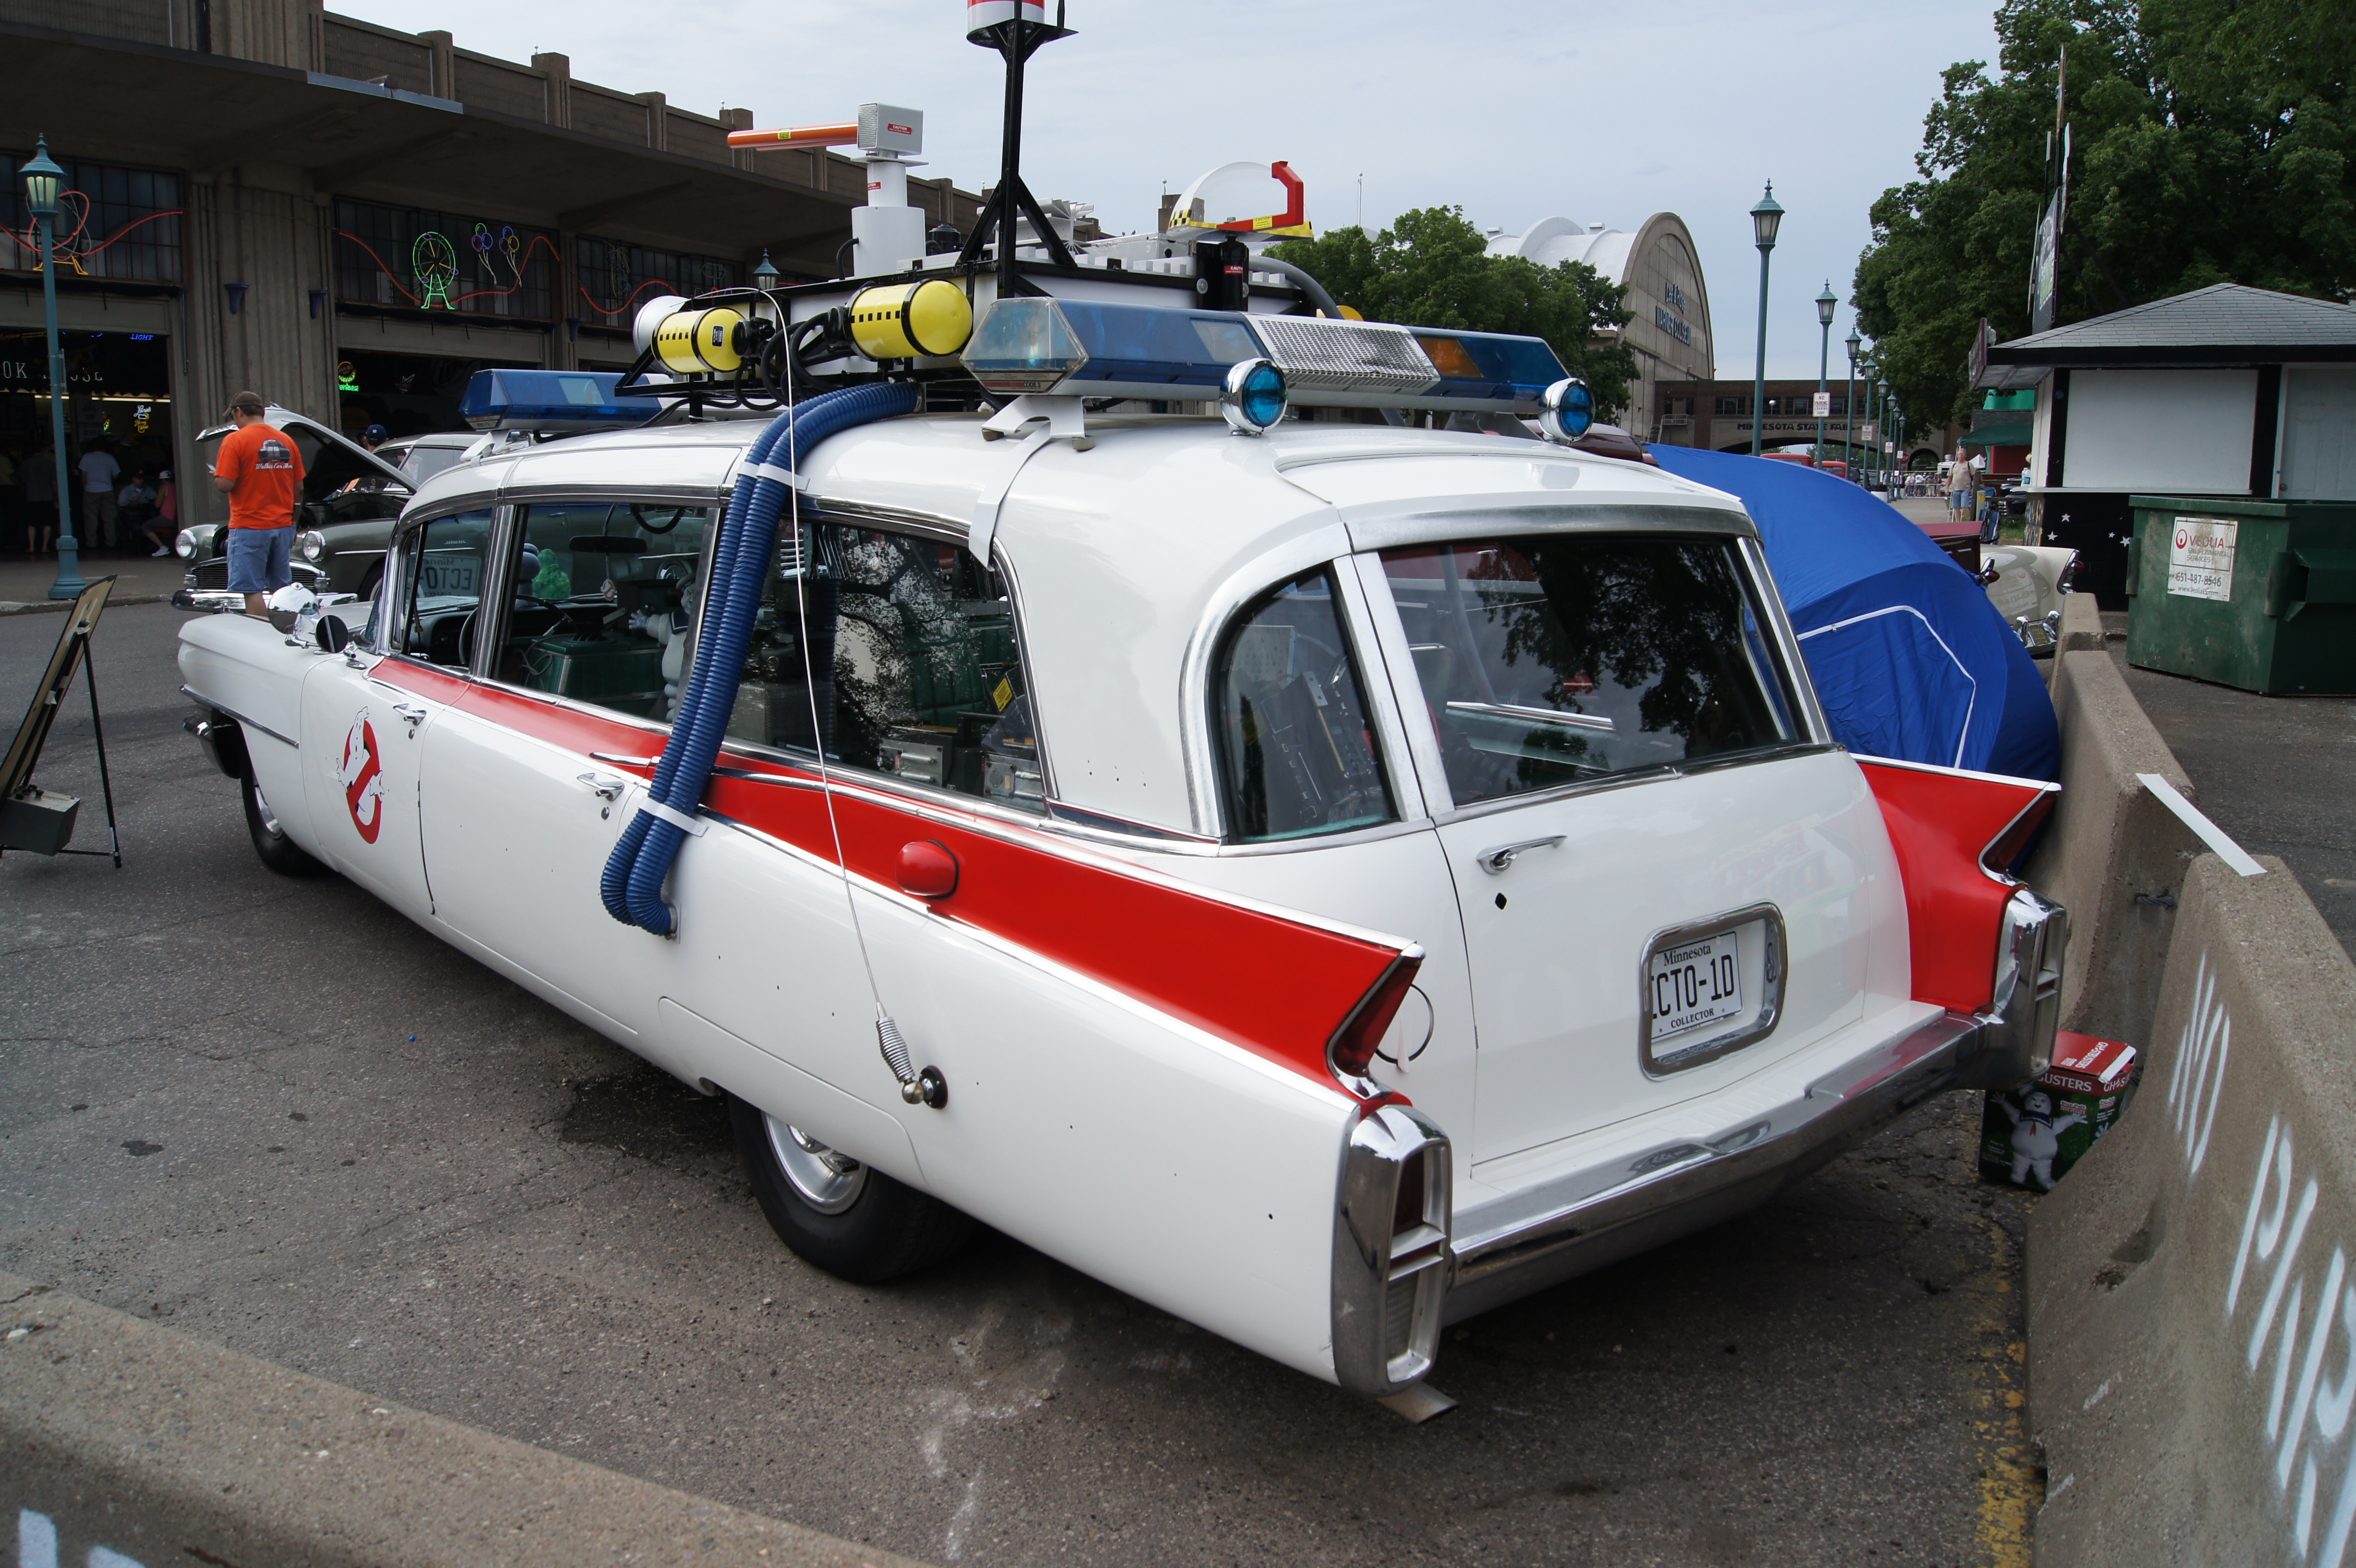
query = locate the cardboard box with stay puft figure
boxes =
[1978,1032,2140,1192]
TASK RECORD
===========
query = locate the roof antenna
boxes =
[953,2,1078,301]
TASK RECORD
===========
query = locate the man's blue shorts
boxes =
[225,525,293,594]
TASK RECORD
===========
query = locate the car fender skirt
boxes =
[600,382,920,936]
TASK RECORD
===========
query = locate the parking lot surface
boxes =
[2112,633,2356,959]
[4,602,2037,1568]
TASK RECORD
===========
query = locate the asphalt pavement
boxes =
[2109,624,2356,961]
[2,602,2039,1568]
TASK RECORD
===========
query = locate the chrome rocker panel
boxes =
[1434,888,2066,1329]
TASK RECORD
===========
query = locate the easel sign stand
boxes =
[0,575,122,866]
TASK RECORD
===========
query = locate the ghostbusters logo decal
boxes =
[337,710,386,844]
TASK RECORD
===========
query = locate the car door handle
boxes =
[577,773,628,801]
[1476,835,1564,874]
[390,702,429,729]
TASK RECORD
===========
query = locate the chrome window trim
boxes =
[1180,521,1358,840]
[1636,902,1789,1077]
[494,480,732,508]
[1348,550,1458,818]
[809,497,973,548]
[1341,501,1758,554]
[1328,558,1426,828]
[1736,534,1833,746]
[178,686,297,750]
[988,539,1058,807]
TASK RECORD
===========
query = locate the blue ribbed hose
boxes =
[600,381,920,935]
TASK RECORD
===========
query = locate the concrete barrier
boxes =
[2053,591,2106,671]
[2024,648,2204,1049]
[0,1271,932,1568]
[2027,852,2356,1566]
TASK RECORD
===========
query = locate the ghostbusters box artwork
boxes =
[1979,1033,2141,1192]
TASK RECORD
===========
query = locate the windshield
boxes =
[1380,535,1800,807]
[396,442,474,486]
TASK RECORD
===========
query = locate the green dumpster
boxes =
[2124,495,2356,694]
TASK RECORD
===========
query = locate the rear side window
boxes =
[731,520,1045,815]
[1380,536,1797,808]
[1211,569,1395,842]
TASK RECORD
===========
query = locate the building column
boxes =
[638,92,667,151]
[420,31,456,99]
[531,52,572,128]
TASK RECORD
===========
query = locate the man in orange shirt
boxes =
[211,390,307,617]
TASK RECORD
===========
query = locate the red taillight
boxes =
[1328,948,1424,1083]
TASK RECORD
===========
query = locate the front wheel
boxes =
[242,772,324,878]
[728,1094,972,1283]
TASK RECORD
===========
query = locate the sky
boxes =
[332,0,2001,381]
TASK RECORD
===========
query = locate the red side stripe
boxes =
[425,674,1398,1093]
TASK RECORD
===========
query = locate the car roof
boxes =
[404,411,1753,834]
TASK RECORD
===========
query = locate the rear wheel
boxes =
[728,1094,972,1283]
[242,772,324,878]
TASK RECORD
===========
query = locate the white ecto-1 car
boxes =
[179,366,2065,1412]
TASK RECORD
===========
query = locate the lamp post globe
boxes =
[1747,182,1782,457]
[752,250,780,290]
[1813,283,1837,463]
[21,136,82,601]
[1843,329,1862,484]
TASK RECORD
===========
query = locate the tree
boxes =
[1273,207,1640,419]
[1854,0,2356,436]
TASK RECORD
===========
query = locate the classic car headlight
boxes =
[298,529,327,562]
[174,528,198,559]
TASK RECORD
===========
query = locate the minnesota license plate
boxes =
[1648,930,1743,1042]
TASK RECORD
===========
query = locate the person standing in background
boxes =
[211,391,305,617]
[0,444,17,555]
[78,438,121,554]
[23,444,55,556]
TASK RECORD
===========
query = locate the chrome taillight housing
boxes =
[1331,1103,1451,1397]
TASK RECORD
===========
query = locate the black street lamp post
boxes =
[21,137,82,600]
[1748,183,1782,457]
[1814,283,1837,462]
[1844,329,1861,484]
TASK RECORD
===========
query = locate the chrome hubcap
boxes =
[765,1115,866,1214]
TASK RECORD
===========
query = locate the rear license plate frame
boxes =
[1638,903,1788,1076]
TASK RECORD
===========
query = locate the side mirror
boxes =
[316,616,354,653]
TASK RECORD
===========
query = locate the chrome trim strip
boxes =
[495,481,733,507]
[1636,903,1788,1076]
[178,686,297,750]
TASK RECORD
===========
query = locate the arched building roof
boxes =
[1487,212,1716,386]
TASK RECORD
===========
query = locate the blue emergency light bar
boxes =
[460,369,646,432]
[961,298,1569,413]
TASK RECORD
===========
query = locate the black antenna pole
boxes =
[955,8,1076,299]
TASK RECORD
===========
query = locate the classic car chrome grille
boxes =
[192,559,229,590]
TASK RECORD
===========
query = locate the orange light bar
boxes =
[727,122,860,150]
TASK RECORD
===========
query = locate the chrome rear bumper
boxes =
[1441,889,2065,1323]
[1321,886,2070,1368]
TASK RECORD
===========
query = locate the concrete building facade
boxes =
[0,0,980,536]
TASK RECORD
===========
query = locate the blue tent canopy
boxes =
[1647,448,2058,782]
